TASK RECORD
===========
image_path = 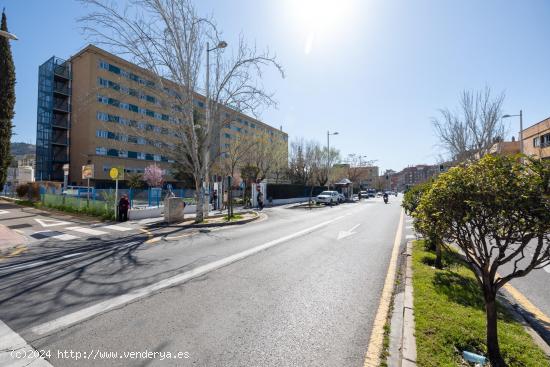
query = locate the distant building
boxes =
[394,164,440,191]
[522,117,550,159]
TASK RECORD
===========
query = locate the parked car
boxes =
[316,191,339,205]
[360,191,368,199]
[376,191,384,197]
[367,189,376,198]
[337,193,345,203]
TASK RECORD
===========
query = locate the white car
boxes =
[316,191,339,205]
[337,193,345,203]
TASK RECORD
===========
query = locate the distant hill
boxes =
[10,142,36,156]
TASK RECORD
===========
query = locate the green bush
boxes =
[15,184,28,198]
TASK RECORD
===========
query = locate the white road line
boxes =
[2,261,47,271]
[405,225,413,230]
[34,218,72,228]
[52,234,80,241]
[65,226,107,236]
[0,210,9,215]
[0,319,53,366]
[62,252,83,259]
[31,215,346,336]
[103,225,133,231]
[405,234,415,240]
[544,265,550,274]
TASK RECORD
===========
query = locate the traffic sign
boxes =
[82,164,94,179]
[109,166,124,180]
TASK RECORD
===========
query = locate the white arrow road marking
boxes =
[405,234,415,240]
[337,224,361,240]
[0,320,53,366]
[34,218,72,228]
[544,265,550,274]
[0,210,9,215]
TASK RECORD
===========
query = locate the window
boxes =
[96,130,108,138]
[129,104,139,113]
[137,152,146,160]
[108,64,121,74]
[98,78,109,87]
[146,153,154,161]
[97,112,108,121]
[534,137,540,147]
[118,150,128,158]
[99,61,109,70]
[107,149,118,157]
[96,147,107,155]
[154,154,161,162]
[128,151,138,159]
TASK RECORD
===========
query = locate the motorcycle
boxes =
[383,195,389,204]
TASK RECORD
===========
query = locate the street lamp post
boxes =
[326,131,338,190]
[502,110,523,156]
[204,40,227,216]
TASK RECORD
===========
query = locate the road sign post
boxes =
[109,167,124,221]
[82,164,94,207]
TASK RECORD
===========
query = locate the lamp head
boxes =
[218,41,228,49]
[502,114,511,118]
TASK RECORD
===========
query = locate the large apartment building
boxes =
[36,45,288,186]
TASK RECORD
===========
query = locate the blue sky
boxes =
[3,0,550,172]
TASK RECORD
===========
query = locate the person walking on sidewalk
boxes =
[257,190,264,210]
[118,195,130,222]
[212,189,218,210]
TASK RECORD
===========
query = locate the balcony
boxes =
[52,116,69,128]
[53,83,70,96]
[52,137,68,146]
[52,100,69,113]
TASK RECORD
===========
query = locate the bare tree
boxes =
[433,87,505,162]
[79,0,283,222]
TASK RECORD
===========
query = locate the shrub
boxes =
[15,184,29,198]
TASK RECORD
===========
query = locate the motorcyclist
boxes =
[383,192,389,204]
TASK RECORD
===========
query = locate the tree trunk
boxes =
[194,178,204,223]
[485,290,506,367]
[434,240,442,269]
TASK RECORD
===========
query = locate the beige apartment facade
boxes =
[522,117,550,159]
[36,45,288,187]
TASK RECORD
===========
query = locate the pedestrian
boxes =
[212,189,218,210]
[257,190,264,210]
[118,194,130,222]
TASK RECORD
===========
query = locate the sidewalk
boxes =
[0,224,26,253]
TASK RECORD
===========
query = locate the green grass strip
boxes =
[412,240,550,367]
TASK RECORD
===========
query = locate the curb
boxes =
[145,211,261,230]
[401,240,417,366]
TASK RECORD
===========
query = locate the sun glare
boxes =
[285,0,356,54]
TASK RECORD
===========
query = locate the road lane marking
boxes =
[52,234,79,241]
[0,319,53,366]
[62,252,83,259]
[544,265,550,274]
[0,210,9,215]
[3,261,47,271]
[406,225,413,230]
[405,234,415,240]
[65,226,107,236]
[363,209,404,367]
[34,218,72,228]
[31,215,346,336]
[337,223,361,240]
[503,282,550,324]
[145,237,161,244]
[103,225,133,231]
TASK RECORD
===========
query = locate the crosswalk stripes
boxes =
[65,226,108,236]
[103,224,133,231]
[52,234,79,241]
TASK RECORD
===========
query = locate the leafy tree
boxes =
[415,155,550,367]
[0,10,16,188]
[403,180,444,268]
[127,173,143,189]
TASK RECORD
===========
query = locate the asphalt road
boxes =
[0,197,404,366]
